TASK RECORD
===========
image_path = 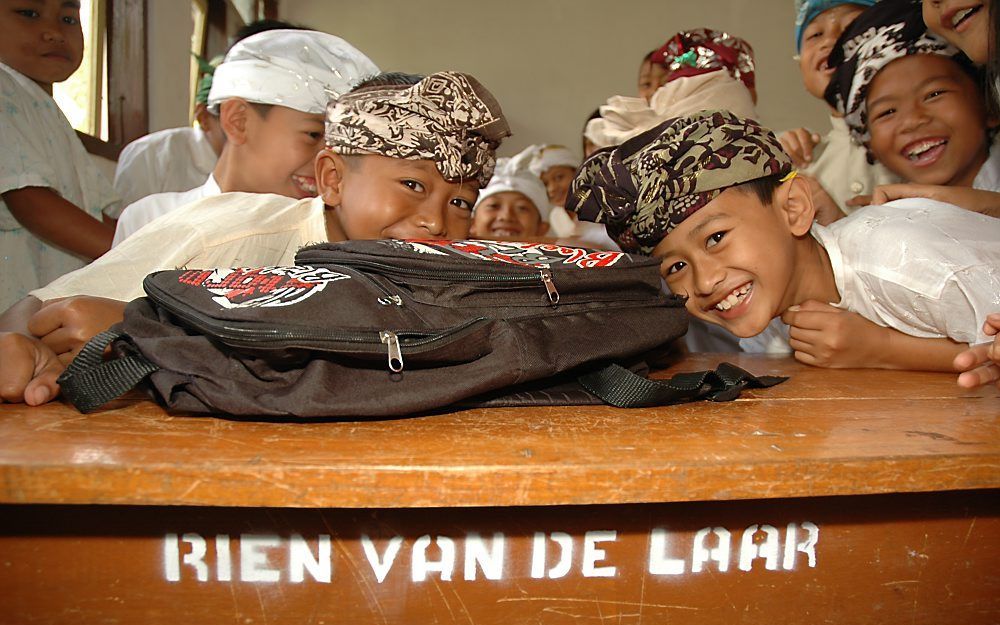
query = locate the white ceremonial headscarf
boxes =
[585,70,757,149]
[208,29,379,115]
[525,144,580,178]
[475,150,552,221]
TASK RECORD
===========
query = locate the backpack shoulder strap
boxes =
[578,362,787,408]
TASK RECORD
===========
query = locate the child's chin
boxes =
[698,313,768,339]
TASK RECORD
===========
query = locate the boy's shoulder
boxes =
[816,199,1000,289]
[150,192,325,241]
[119,126,204,160]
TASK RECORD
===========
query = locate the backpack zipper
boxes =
[380,331,404,372]
[144,278,483,372]
[297,256,561,304]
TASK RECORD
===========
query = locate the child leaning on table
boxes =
[566,110,1000,376]
[0,0,120,311]
[0,71,511,406]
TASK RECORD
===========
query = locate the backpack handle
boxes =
[57,330,160,413]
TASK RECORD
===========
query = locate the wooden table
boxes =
[0,354,997,624]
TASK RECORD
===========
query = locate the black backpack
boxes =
[59,239,783,418]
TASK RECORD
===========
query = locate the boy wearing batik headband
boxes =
[471,153,551,240]
[824,0,999,214]
[779,0,901,218]
[568,110,1000,373]
[113,29,380,245]
[0,71,511,406]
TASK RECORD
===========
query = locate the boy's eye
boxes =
[706,231,726,247]
[307,131,323,140]
[16,9,40,18]
[451,198,473,212]
[872,107,895,121]
[805,28,823,41]
[62,15,80,25]
[665,261,686,275]
[401,180,425,193]
[925,89,946,101]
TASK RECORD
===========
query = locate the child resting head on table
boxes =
[0,71,511,405]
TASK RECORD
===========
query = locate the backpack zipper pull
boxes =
[540,269,560,304]
[380,331,404,372]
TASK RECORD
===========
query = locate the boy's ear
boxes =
[316,149,348,207]
[218,98,250,145]
[776,175,816,237]
[537,220,550,236]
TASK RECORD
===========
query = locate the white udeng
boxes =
[585,71,758,150]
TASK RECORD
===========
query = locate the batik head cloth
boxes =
[823,0,960,145]
[649,28,756,92]
[193,54,223,105]
[794,0,878,52]
[208,30,380,115]
[325,71,511,187]
[567,110,792,255]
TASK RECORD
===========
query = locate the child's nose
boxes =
[40,21,66,43]
[498,206,517,221]
[413,201,447,237]
[692,259,725,297]
[899,105,932,132]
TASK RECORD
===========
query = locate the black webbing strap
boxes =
[57,330,159,413]
[578,362,787,408]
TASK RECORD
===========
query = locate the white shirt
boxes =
[804,115,901,216]
[112,174,221,246]
[0,62,120,311]
[549,207,620,251]
[32,193,329,303]
[972,141,1000,192]
[811,198,1000,346]
[113,126,218,208]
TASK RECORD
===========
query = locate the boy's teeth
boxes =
[952,6,977,27]
[907,139,945,160]
[293,175,317,192]
[714,283,752,311]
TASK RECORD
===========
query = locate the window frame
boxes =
[77,0,148,161]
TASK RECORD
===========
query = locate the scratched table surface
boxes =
[0,354,997,509]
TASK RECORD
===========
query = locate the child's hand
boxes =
[0,333,65,405]
[781,300,887,368]
[800,175,844,226]
[953,313,1000,389]
[28,296,127,364]
[845,194,873,209]
[870,184,1000,218]
[778,128,821,168]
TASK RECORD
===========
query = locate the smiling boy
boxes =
[471,154,551,240]
[779,0,901,216]
[824,0,998,200]
[568,110,1000,372]
[0,71,510,405]
[112,29,379,245]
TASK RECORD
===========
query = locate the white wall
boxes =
[279,0,831,158]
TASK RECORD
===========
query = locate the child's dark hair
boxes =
[247,102,273,118]
[989,0,999,116]
[581,107,601,155]
[735,171,791,205]
[231,20,307,46]
[351,72,425,92]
